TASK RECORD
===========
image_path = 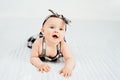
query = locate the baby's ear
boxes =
[41,28,44,33]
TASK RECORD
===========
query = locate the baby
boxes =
[30,9,75,77]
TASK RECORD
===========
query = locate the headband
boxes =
[48,9,71,25]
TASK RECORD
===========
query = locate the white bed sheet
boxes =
[0,19,120,80]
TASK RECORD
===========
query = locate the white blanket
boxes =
[0,41,80,80]
[0,40,119,80]
[0,21,120,80]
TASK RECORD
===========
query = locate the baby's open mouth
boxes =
[52,35,59,39]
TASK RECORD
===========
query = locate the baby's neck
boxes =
[45,39,58,48]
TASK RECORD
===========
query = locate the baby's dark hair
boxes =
[42,9,71,31]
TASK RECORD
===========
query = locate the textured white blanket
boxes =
[0,21,120,80]
[0,40,119,80]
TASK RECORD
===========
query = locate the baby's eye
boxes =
[59,28,63,31]
[50,26,54,29]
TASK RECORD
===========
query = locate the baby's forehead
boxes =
[47,17,64,22]
[45,17,66,25]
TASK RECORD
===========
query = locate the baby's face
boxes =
[41,17,66,44]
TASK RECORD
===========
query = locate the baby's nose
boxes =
[54,28,59,32]
[54,30,58,33]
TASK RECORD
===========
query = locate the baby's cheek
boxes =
[60,36,65,41]
[46,32,51,36]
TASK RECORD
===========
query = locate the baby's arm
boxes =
[59,40,75,77]
[30,39,50,72]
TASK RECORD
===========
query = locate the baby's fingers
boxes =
[60,69,72,77]
[59,68,63,74]
[39,68,44,73]
[64,72,71,77]
[44,66,50,72]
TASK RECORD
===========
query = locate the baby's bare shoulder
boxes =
[33,38,42,46]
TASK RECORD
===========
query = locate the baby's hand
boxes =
[59,66,72,77]
[38,63,50,72]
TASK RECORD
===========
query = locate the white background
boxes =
[0,0,120,21]
[0,0,120,79]
[0,0,120,57]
